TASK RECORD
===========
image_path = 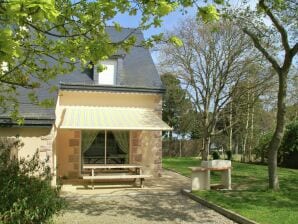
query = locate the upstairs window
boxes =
[98,60,117,85]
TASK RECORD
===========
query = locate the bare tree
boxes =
[159,18,259,160]
[237,0,298,190]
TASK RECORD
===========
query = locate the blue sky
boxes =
[111,7,197,39]
[109,1,258,63]
[110,6,197,63]
[110,0,257,39]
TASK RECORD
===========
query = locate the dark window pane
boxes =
[81,131,129,165]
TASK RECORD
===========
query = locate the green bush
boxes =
[280,120,298,153]
[280,120,298,168]
[254,120,298,165]
[0,137,65,224]
[212,151,220,160]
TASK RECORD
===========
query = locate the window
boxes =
[97,60,117,85]
[81,130,129,165]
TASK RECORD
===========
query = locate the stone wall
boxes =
[56,130,81,179]
[130,130,162,177]
[129,94,163,177]
[39,129,55,172]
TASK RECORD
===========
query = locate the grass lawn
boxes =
[163,157,298,224]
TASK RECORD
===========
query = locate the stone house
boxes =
[0,27,171,186]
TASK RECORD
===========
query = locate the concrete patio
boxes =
[60,169,192,196]
[55,170,236,224]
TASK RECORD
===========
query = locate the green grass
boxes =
[163,157,298,224]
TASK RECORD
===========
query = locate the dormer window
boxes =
[97,60,117,85]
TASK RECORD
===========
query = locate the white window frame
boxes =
[97,59,117,85]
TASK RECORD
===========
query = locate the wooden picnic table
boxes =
[82,164,149,189]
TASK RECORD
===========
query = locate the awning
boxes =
[59,106,172,131]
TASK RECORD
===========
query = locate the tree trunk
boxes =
[201,110,210,160]
[229,102,233,152]
[248,100,255,162]
[202,135,209,160]
[268,71,287,190]
[242,91,250,162]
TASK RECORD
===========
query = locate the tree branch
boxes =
[243,28,281,73]
[259,0,290,53]
[290,43,298,58]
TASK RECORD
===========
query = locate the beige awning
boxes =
[59,106,172,131]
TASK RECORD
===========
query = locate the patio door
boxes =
[81,130,129,165]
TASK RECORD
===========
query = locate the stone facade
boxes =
[39,130,55,172]
[56,130,81,179]
[130,130,162,177]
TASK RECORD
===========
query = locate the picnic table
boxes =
[82,164,150,189]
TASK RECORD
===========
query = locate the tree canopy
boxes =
[161,73,194,139]
[234,0,298,190]
[0,0,225,121]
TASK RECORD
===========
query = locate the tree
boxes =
[235,0,298,190]
[0,0,170,120]
[161,73,194,139]
[159,18,259,160]
[0,0,225,121]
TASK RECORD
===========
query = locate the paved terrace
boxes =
[54,170,236,224]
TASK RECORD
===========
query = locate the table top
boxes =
[189,166,231,171]
[83,164,142,169]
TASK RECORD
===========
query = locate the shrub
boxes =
[280,120,298,168]
[225,150,232,160]
[212,151,220,160]
[280,120,298,153]
[254,120,298,166]
[0,137,65,224]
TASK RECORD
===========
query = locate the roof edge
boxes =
[59,83,165,94]
[0,117,54,127]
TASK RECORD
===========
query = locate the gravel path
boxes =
[54,192,236,224]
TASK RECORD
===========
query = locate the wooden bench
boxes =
[82,164,150,189]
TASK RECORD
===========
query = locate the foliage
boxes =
[0,137,65,224]
[163,157,298,224]
[254,120,298,164]
[212,151,220,160]
[0,0,226,119]
[232,0,298,190]
[254,131,273,162]
[161,73,194,138]
[281,120,298,154]
[159,17,259,159]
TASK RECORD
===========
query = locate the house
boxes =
[0,27,171,186]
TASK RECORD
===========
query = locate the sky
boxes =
[111,6,197,39]
[110,6,197,63]
[109,0,257,63]
[110,0,257,38]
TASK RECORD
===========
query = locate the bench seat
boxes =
[82,174,151,189]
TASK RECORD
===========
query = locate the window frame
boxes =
[81,130,130,168]
[97,59,117,85]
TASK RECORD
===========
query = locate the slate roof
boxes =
[0,27,163,126]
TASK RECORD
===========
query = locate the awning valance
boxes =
[59,106,172,131]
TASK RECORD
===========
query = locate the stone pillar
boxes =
[56,130,81,179]
[130,130,162,177]
[67,130,81,178]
